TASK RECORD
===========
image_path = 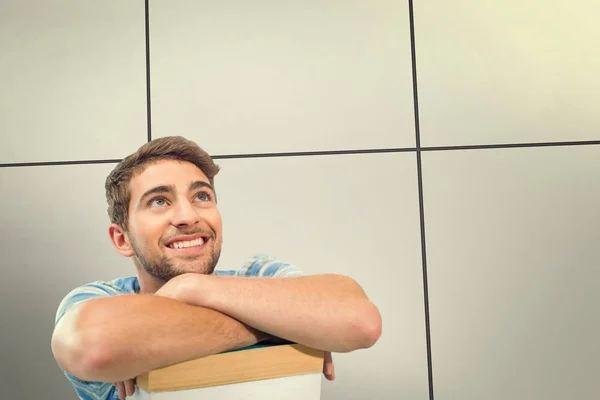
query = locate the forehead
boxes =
[129,160,210,197]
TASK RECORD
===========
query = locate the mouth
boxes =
[165,234,210,255]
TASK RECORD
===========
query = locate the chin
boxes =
[175,262,212,276]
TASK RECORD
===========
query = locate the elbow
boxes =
[77,335,117,382]
[359,302,382,349]
[341,276,383,349]
[79,345,115,382]
[334,301,382,353]
[348,301,382,351]
[51,326,87,379]
[51,329,114,382]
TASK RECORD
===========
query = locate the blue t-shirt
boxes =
[53,254,303,400]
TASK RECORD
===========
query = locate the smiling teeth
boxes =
[170,237,205,249]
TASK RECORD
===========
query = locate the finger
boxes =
[325,365,336,380]
[116,382,125,400]
[323,351,329,367]
[323,351,331,374]
[323,351,335,381]
[125,378,136,396]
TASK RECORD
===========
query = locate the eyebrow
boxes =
[189,180,215,194]
[138,181,216,207]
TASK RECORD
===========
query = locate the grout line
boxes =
[3,139,600,168]
[211,147,416,160]
[422,140,600,152]
[145,0,152,143]
[408,1,435,399]
[0,149,412,168]
[0,159,122,168]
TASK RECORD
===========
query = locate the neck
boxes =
[134,263,165,294]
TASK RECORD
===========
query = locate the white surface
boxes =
[150,0,415,154]
[0,163,135,398]
[415,0,600,147]
[132,373,321,400]
[422,146,600,399]
[0,0,146,163]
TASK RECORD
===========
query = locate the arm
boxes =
[51,293,264,383]
[176,273,383,353]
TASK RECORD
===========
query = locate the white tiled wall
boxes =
[0,163,133,396]
[422,147,600,399]
[149,0,415,154]
[0,0,147,163]
[414,0,600,147]
[1,1,598,399]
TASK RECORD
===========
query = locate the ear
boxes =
[108,223,135,257]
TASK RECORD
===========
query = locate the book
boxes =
[132,343,324,399]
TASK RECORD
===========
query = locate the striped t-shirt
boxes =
[54,254,303,400]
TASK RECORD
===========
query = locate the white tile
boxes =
[150,1,415,154]
[415,0,600,147]
[0,163,133,398]
[422,146,600,399]
[214,153,428,399]
[0,1,147,163]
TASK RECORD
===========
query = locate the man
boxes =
[51,136,382,400]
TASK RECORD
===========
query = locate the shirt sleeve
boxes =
[235,254,305,277]
[55,282,115,326]
[54,283,120,400]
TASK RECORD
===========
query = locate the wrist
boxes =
[175,273,212,307]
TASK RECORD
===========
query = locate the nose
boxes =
[170,199,200,228]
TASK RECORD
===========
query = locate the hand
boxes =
[323,351,335,381]
[113,378,135,399]
[154,273,187,299]
[155,273,205,306]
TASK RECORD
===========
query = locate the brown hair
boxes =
[105,136,220,231]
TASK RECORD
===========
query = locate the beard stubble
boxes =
[130,236,221,283]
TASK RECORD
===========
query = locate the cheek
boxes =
[133,214,169,244]
[205,209,223,235]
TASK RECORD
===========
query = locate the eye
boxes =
[195,191,212,202]
[149,197,167,207]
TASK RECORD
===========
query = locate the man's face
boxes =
[125,159,222,282]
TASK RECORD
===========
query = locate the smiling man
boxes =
[51,136,382,400]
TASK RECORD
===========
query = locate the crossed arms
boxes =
[51,272,382,383]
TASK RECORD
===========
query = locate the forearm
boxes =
[198,274,382,353]
[52,294,262,383]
